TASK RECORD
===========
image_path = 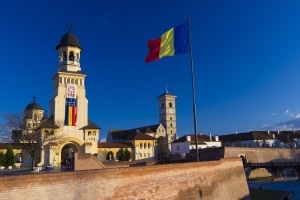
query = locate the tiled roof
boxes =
[218,130,300,143]
[219,131,274,142]
[130,132,156,140]
[38,116,60,129]
[172,134,214,144]
[98,142,134,148]
[157,90,176,97]
[109,124,160,141]
[82,120,101,129]
[0,143,24,149]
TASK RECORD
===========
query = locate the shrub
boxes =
[117,148,131,161]
[0,151,5,166]
[5,145,15,167]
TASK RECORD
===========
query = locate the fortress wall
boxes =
[0,158,250,200]
[223,147,300,163]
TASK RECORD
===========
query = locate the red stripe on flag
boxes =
[145,38,161,63]
[72,106,76,126]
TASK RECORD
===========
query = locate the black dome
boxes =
[55,31,82,50]
[25,102,43,111]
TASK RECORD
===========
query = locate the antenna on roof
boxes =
[66,21,72,32]
[32,96,36,103]
[165,84,168,93]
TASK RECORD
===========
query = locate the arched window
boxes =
[93,131,96,135]
[15,153,23,163]
[148,143,150,149]
[161,103,164,108]
[63,51,67,60]
[140,143,142,149]
[170,117,172,120]
[106,151,114,160]
[69,51,74,61]
[169,102,173,107]
[88,131,91,136]
[170,123,173,127]
[144,143,147,149]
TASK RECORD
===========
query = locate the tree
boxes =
[0,151,5,166]
[5,145,15,167]
[117,148,131,161]
[0,111,23,143]
[1,112,63,170]
[124,148,131,161]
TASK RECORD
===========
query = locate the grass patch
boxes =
[249,188,289,200]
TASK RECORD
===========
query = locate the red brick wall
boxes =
[0,158,250,200]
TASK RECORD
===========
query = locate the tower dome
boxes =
[25,101,43,111]
[55,31,82,50]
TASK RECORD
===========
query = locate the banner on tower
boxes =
[65,84,77,126]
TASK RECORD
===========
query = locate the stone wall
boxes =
[0,158,250,200]
[197,147,300,163]
[223,147,300,163]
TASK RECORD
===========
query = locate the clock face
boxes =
[67,84,76,98]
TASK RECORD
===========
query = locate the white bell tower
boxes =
[49,30,88,128]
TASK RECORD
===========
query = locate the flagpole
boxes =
[188,16,199,162]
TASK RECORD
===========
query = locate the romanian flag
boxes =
[145,22,190,63]
[65,98,76,126]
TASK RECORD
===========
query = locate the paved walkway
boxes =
[0,167,65,176]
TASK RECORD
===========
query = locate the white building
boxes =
[171,134,222,157]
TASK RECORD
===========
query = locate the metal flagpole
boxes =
[188,16,199,162]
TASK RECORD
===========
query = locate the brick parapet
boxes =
[0,158,250,200]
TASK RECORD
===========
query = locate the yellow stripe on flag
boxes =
[159,28,175,58]
[68,106,73,125]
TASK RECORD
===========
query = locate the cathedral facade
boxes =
[1,30,178,168]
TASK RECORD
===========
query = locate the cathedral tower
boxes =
[50,31,88,128]
[158,88,177,145]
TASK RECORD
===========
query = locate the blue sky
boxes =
[1,1,300,140]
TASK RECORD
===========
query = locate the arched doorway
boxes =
[106,151,114,160]
[61,143,78,169]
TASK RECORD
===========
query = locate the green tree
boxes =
[5,145,15,167]
[117,148,125,161]
[117,148,131,161]
[0,151,5,166]
[124,148,131,161]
